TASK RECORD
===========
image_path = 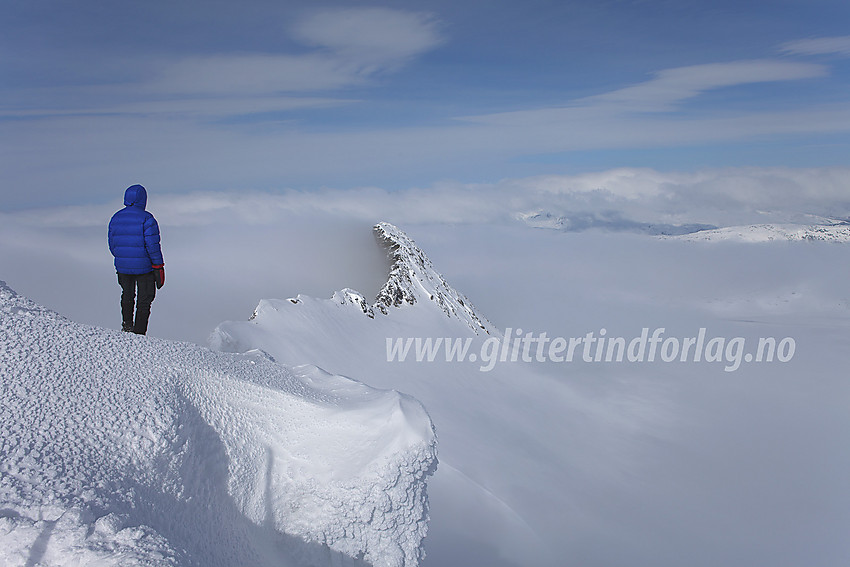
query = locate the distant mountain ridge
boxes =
[515,210,716,235]
[664,221,850,242]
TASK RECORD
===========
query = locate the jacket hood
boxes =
[124,184,147,209]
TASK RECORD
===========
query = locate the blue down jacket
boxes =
[108,185,164,275]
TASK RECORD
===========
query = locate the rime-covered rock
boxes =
[372,222,495,335]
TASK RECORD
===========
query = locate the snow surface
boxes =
[0,280,436,567]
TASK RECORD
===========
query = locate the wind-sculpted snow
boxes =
[0,280,437,567]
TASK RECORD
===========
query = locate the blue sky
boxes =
[2,0,850,208]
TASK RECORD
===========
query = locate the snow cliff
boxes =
[0,281,436,567]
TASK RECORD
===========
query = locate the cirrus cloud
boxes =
[781,36,850,57]
[291,7,444,70]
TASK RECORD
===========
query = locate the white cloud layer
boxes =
[781,35,850,57]
[1,6,443,120]
[462,59,828,121]
[9,166,850,232]
[586,60,827,111]
[153,53,366,95]
[291,8,444,69]
[152,9,442,97]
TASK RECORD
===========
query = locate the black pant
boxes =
[118,271,156,335]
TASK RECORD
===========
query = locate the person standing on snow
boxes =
[108,184,165,335]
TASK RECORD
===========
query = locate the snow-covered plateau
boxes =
[0,279,436,567]
[664,221,850,242]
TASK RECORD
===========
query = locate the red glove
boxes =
[153,264,165,289]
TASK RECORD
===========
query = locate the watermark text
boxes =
[386,327,796,372]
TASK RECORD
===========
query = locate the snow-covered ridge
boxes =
[258,222,495,337]
[664,222,850,242]
[516,210,716,235]
[211,223,496,374]
[0,280,436,567]
[372,222,495,335]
